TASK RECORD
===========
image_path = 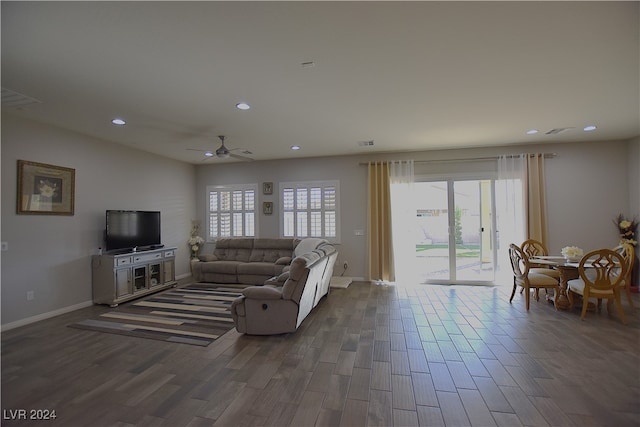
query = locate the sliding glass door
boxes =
[414,179,496,284]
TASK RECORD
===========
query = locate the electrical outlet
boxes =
[26,291,34,301]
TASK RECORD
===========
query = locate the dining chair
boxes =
[509,243,560,310]
[613,243,635,309]
[521,239,561,281]
[567,248,628,324]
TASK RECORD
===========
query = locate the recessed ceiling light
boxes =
[111,118,126,125]
[236,102,251,110]
[583,125,597,132]
[290,145,301,150]
[204,152,214,157]
[526,129,538,135]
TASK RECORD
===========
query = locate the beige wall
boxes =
[1,112,637,328]
[1,114,197,328]
[195,139,634,280]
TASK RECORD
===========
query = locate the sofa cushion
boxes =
[249,239,297,262]
[213,238,254,262]
[265,271,290,286]
[294,238,328,257]
[200,260,243,275]
[237,262,285,277]
[275,256,292,265]
[243,286,283,299]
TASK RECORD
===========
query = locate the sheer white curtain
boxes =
[496,155,526,272]
[389,160,416,284]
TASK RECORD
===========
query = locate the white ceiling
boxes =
[2,1,639,164]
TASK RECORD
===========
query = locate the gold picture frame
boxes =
[263,202,273,215]
[17,160,75,215]
[263,182,273,195]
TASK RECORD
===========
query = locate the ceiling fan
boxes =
[187,135,254,161]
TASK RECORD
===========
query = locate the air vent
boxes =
[1,87,42,109]
[358,140,375,147]
[545,127,575,135]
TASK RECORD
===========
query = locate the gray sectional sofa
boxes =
[231,240,338,335]
[191,238,299,285]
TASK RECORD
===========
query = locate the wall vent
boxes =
[1,87,42,109]
[358,140,375,147]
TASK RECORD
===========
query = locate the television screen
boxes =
[105,210,161,252]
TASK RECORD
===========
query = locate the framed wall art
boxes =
[17,160,75,215]
[263,182,273,195]
[263,202,273,215]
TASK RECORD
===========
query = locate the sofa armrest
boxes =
[199,254,218,262]
[243,286,283,300]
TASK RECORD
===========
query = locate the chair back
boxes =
[521,239,549,258]
[578,248,627,292]
[613,243,635,284]
[509,243,529,283]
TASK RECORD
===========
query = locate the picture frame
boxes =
[263,202,273,215]
[263,182,273,195]
[17,160,75,215]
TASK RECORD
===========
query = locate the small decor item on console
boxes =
[614,214,638,246]
[561,246,584,262]
[189,220,205,259]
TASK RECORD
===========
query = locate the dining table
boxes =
[529,256,582,310]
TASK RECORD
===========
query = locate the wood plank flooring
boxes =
[2,281,639,426]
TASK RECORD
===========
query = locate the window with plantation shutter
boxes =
[207,184,257,240]
[280,180,339,242]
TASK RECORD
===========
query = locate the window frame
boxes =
[206,183,258,241]
[279,180,340,243]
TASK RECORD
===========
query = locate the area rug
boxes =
[69,283,247,346]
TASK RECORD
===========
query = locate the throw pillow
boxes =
[275,256,292,265]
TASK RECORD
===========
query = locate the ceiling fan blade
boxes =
[229,153,254,162]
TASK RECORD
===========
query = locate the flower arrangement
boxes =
[561,246,583,262]
[614,214,638,246]
[188,220,205,259]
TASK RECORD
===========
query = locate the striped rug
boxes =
[70,283,247,346]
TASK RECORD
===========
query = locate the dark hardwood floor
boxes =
[2,281,639,426]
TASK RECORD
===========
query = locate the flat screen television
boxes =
[105,210,161,252]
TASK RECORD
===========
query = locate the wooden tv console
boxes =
[91,246,177,306]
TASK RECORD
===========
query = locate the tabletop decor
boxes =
[17,160,75,215]
[188,220,205,259]
[561,246,583,262]
[615,214,639,289]
[614,214,638,246]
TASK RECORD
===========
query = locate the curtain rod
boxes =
[359,153,556,166]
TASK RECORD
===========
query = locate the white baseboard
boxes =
[2,300,94,332]
[3,273,193,332]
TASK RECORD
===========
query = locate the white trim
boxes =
[1,300,93,332]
